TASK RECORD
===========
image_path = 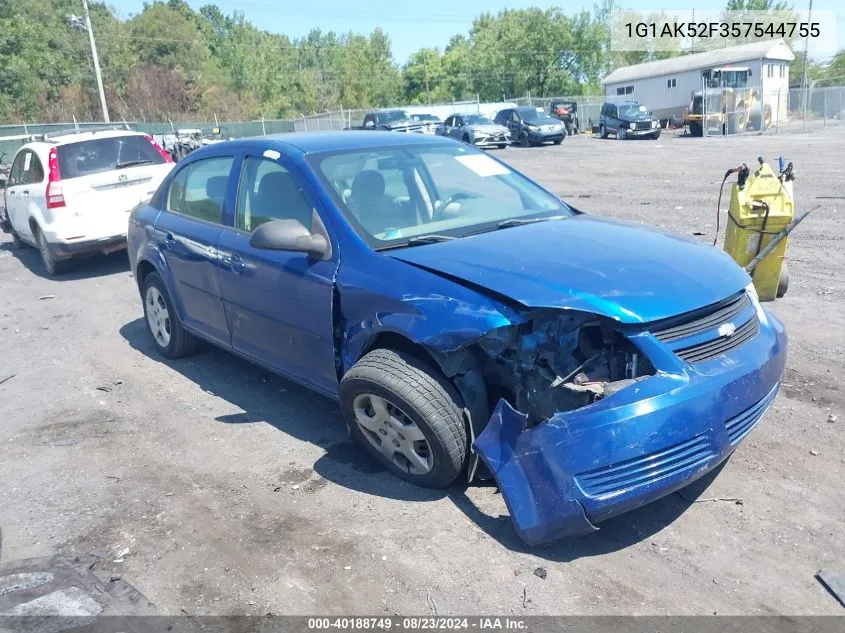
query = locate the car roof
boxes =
[49,129,145,144]
[198,131,456,157]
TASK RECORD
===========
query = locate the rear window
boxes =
[58,135,165,179]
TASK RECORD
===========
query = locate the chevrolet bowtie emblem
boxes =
[718,322,737,337]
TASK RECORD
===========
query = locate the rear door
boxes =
[153,153,236,347]
[56,134,172,238]
[215,152,340,394]
[4,151,29,239]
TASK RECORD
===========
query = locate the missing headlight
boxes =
[477,311,655,425]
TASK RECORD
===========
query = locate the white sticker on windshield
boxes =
[23,153,31,170]
[455,154,510,177]
[639,105,647,112]
[263,149,281,160]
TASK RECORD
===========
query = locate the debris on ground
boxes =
[810,450,821,456]
[37,295,55,301]
[695,497,744,505]
[533,567,547,580]
[0,374,16,387]
[828,413,838,423]
[816,570,845,608]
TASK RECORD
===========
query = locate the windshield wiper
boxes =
[496,215,568,229]
[116,159,153,169]
[406,235,457,245]
[375,234,456,251]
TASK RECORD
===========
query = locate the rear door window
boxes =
[57,135,165,179]
[22,152,44,184]
[173,156,234,224]
[8,152,26,186]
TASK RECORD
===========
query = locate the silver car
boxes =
[439,114,511,149]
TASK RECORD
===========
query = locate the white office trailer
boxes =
[602,39,794,124]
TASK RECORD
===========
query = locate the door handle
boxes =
[163,232,176,250]
[7,190,15,197]
[227,253,245,273]
[20,190,28,197]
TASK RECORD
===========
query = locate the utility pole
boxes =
[82,0,110,122]
[800,0,813,129]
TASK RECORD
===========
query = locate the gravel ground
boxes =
[0,122,843,616]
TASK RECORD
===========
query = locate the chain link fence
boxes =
[2,86,843,158]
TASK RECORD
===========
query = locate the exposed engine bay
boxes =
[475,311,655,425]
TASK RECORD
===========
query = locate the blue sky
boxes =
[110,1,842,64]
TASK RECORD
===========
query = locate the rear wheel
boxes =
[599,124,607,139]
[36,226,68,276]
[688,121,703,137]
[496,143,508,150]
[777,263,789,298]
[142,271,198,359]
[340,348,468,488]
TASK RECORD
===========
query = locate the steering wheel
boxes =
[432,192,477,220]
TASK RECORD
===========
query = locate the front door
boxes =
[215,153,340,395]
[153,154,235,347]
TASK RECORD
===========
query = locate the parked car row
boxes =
[0,128,786,547]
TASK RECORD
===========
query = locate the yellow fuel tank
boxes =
[723,161,794,301]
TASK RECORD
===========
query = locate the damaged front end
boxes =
[475,311,655,425]
[468,303,786,546]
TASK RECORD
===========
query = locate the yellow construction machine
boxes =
[686,67,772,136]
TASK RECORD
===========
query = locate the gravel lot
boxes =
[1,123,843,616]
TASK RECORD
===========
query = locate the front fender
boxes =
[338,256,525,375]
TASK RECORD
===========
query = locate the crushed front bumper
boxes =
[473,309,787,546]
[472,133,510,147]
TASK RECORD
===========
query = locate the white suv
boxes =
[1,130,174,274]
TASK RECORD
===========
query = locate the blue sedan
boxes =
[127,132,787,546]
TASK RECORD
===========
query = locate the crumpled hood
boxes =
[468,124,508,135]
[388,215,751,324]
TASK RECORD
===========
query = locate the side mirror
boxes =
[248,217,330,260]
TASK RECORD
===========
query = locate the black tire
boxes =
[599,124,607,139]
[9,227,24,251]
[689,121,703,137]
[141,271,198,359]
[35,226,68,276]
[651,130,661,140]
[618,127,627,140]
[777,263,789,298]
[496,143,508,150]
[520,131,531,148]
[340,348,468,488]
[553,137,563,145]
[565,122,573,136]
[762,105,772,130]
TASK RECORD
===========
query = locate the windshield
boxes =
[464,115,494,125]
[309,143,570,248]
[517,108,544,122]
[380,110,410,123]
[712,70,748,89]
[412,114,439,121]
[57,135,165,179]
[617,104,650,118]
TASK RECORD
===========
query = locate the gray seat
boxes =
[252,170,312,229]
[348,170,411,234]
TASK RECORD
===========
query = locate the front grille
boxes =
[725,382,779,445]
[576,434,714,498]
[653,293,750,343]
[634,121,652,131]
[675,316,759,363]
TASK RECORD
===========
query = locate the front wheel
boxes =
[553,137,563,145]
[520,132,531,148]
[777,263,789,298]
[650,130,661,140]
[599,124,607,139]
[688,121,703,137]
[618,127,627,140]
[340,348,468,488]
[142,271,198,359]
[496,143,508,150]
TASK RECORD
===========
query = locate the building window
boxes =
[767,64,774,78]
[779,64,785,78]
[616,85,634,95]
[667,78,676,88]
